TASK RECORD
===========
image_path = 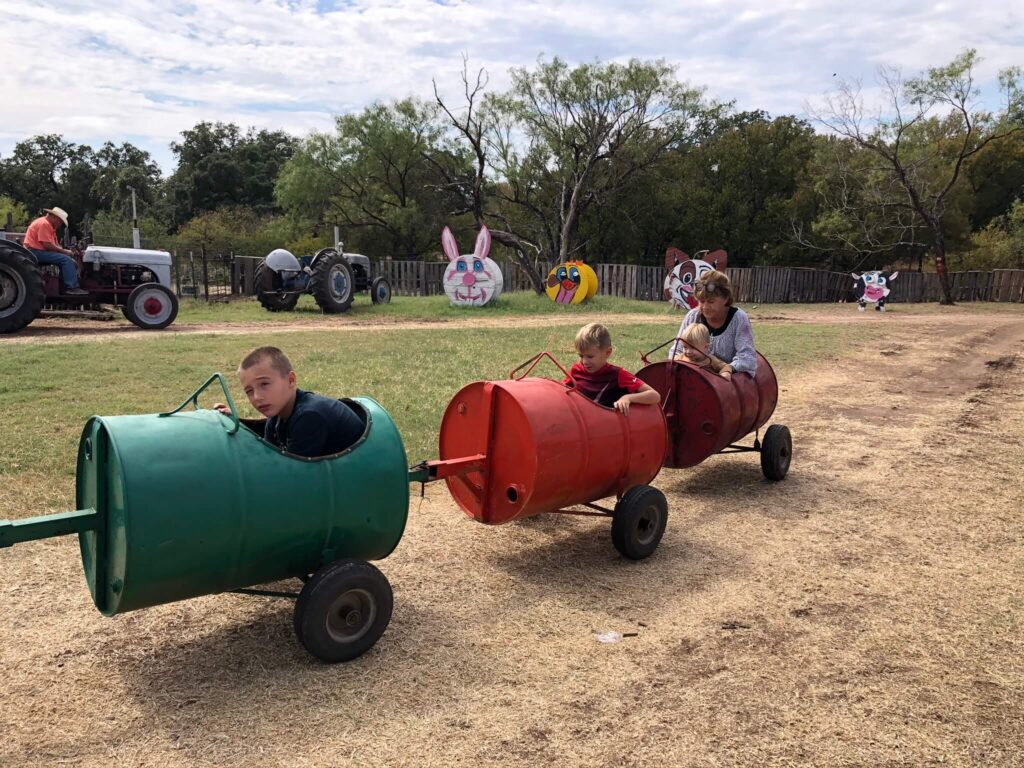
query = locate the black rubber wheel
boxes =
[370,276,392,305]
[255,263,300,312]
[0,243,45,334]
[760,424,792,481]
[310,251,354,313]
[124,283,178,330]
[611,485,668,560]
[293,560,393,663]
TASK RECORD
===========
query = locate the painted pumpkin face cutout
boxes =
[442,225,504,307]
[546,261,598,304]
[663,248,727,310]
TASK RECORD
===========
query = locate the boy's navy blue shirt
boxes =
[265,389,365,457]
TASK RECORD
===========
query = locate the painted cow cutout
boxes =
[442,225,504,307]
[663,248,728,310]
[852,270,898,312]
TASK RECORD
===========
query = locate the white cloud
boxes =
[0,0,1020,172]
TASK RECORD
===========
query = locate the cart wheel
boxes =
[760,424,792,481]
[293,559,393,663]
[611,485,668,560]
[370,276,392,305]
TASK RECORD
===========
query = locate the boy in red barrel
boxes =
[564,323,661,415]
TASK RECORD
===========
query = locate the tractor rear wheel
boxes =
[255,263,300,312]
[310,252,354,313]
[611,485,668,560]
[124,283,178,330]
[293,559,393,663]
[0,243,45,334]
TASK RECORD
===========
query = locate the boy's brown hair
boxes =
[680,323,711,349]
[694,269,734,306]
[574,322,612,353]
[239,346,293,376]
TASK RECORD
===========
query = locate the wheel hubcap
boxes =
[326,588,375,643]
[132,288,172,324]
[635,506,661,546]
[0,265,26,317]
[330,266,350,301]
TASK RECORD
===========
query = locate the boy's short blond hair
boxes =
[680,323,711,349]
[694,269,734,306]
[574,322,612,353]
[239,346,293,376]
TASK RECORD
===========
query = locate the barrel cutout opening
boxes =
[506,485,519,504]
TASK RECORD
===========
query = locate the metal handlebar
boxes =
[639,338,687,366]
[509,351,572,382]
[160,373,240,435]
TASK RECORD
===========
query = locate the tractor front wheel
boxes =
[370,276,392,305]
[124,283,179,330]
[310,252,354,313]
[0,244,45,334]
[293,559,393,663]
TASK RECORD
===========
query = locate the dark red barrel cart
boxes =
[636,339,792,480]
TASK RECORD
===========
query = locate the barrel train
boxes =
[0,341,791,663]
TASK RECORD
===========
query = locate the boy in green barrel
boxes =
[215,346,364,457]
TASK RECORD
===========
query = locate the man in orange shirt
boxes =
[23,206,86,294]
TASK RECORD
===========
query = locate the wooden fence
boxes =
[179,253,1024,305]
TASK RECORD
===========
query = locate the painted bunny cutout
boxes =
[442,225,504,307]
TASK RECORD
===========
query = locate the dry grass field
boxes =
[1,302,1022,767]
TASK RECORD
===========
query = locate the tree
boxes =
[812,50,1024,303]
[90,142,164,216]
[489,57,704,264]
[276,99,464,258]
[167,122,297,226]
[0,195,29,229]
[0,134,97,234]
[433,60,548,291]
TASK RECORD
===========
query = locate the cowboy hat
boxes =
[43,207,69,227]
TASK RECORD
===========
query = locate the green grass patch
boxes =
[1,320,872,503]
[177,291,674,324]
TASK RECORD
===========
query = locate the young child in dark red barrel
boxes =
[563,323,661,414]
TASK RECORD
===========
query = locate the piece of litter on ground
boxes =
[595,631,623,644]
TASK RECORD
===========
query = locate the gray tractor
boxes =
[255,245,392,313]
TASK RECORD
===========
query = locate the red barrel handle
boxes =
[639,337,687,366]
[509,351,572,382]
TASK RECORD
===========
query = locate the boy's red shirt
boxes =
[562,362,643,408]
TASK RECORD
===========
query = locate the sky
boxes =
[0,0,1021,173]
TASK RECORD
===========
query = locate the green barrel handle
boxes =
[159,373,240,435]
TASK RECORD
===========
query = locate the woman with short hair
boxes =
[668,269,758,376]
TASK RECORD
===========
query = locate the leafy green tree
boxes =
[276,99,466,258]
[489,57,705,264]
[0,134,97,234]
[0,195,30,229]
[167,123,297,226]
[812,49,1024,303]
[90,142,164,216]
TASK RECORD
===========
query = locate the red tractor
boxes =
[0,236,179,333]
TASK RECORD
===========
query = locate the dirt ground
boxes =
[1,308,1023,767]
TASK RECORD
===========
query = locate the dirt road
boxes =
[1,311,1022,766]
